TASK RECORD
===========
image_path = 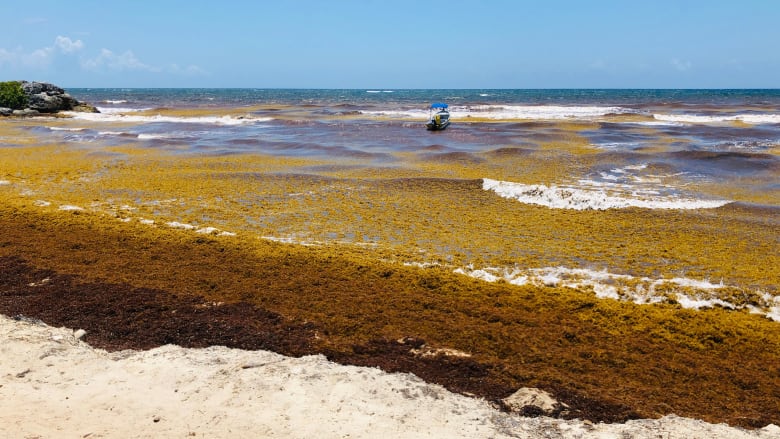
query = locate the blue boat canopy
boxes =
[430,103,448,109]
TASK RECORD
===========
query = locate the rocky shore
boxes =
[0,80,98,116]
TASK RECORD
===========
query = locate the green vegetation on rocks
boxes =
[0,81,27,110]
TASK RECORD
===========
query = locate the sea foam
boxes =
[454,265,780,321]
[653,113,780,125]
[64,111,272,126]
[362,105,636,121]
[95,107,153,114]
[137,133,176,140]
[482,178,730,210]
[49,127,86,132]
[459,104,633,120]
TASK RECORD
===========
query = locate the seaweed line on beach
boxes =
[1,201,779,428]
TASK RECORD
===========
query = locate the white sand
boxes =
[2,315,778,439]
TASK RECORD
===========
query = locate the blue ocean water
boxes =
[62,89,780,152]
[69,88,780,108]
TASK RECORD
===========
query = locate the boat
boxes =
[426,103,450,131]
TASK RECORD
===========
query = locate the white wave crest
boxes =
[95,107,153,114]
[362,109,428,118]
[49,127,85,132]
[137,133,173,140]
[460,104,633,120]
[482,178,729,210]
[363,105,635,121]
[454,265,780,321]
[371,106,779,124]
[625,120,687,127]
[102,99,128,104]
[64,111,272,126]
[653,113,780,125]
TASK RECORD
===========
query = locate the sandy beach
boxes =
[3,314,779,439]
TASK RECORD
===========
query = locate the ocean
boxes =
[3,88,779,319]
[41,89,780,208]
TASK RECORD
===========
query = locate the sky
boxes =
[1,0,779,88]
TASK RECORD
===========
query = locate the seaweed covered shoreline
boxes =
[1,94,779,433]
[1,200,779,429]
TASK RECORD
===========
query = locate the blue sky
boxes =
[1,0,778,88]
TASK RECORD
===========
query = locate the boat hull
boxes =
[426,120,450,130]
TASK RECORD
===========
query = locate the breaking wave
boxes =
[482,177,730,210]
[137,133,175,140]
[458,104,636,120]
[362,105,638,121]
[64,111,273,126]
[454,265,780,322]
[653,113,780,125]
[95,107,154,114]
[49,127,85,132]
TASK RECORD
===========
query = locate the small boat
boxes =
[426,103,450,131]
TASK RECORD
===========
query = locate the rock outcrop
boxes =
[502,387,570,417]
[1,81,99,116]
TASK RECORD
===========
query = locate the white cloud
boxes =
[0,48,15,65]
[671,58,692,71]
[82,48,159,72]
[0,35,84,68]
[1,35,204,78]
[55,36,84,54]
[23,47,55,68]
[0,46,38,67]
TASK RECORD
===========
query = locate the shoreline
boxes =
[1,201,779,430]
[3,313,779,439]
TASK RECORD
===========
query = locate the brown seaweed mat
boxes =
[1,203,778,428]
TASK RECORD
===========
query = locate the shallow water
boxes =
[14,88,778,206]
[2,88,778,319]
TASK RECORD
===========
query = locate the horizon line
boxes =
[59,86,780,91]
